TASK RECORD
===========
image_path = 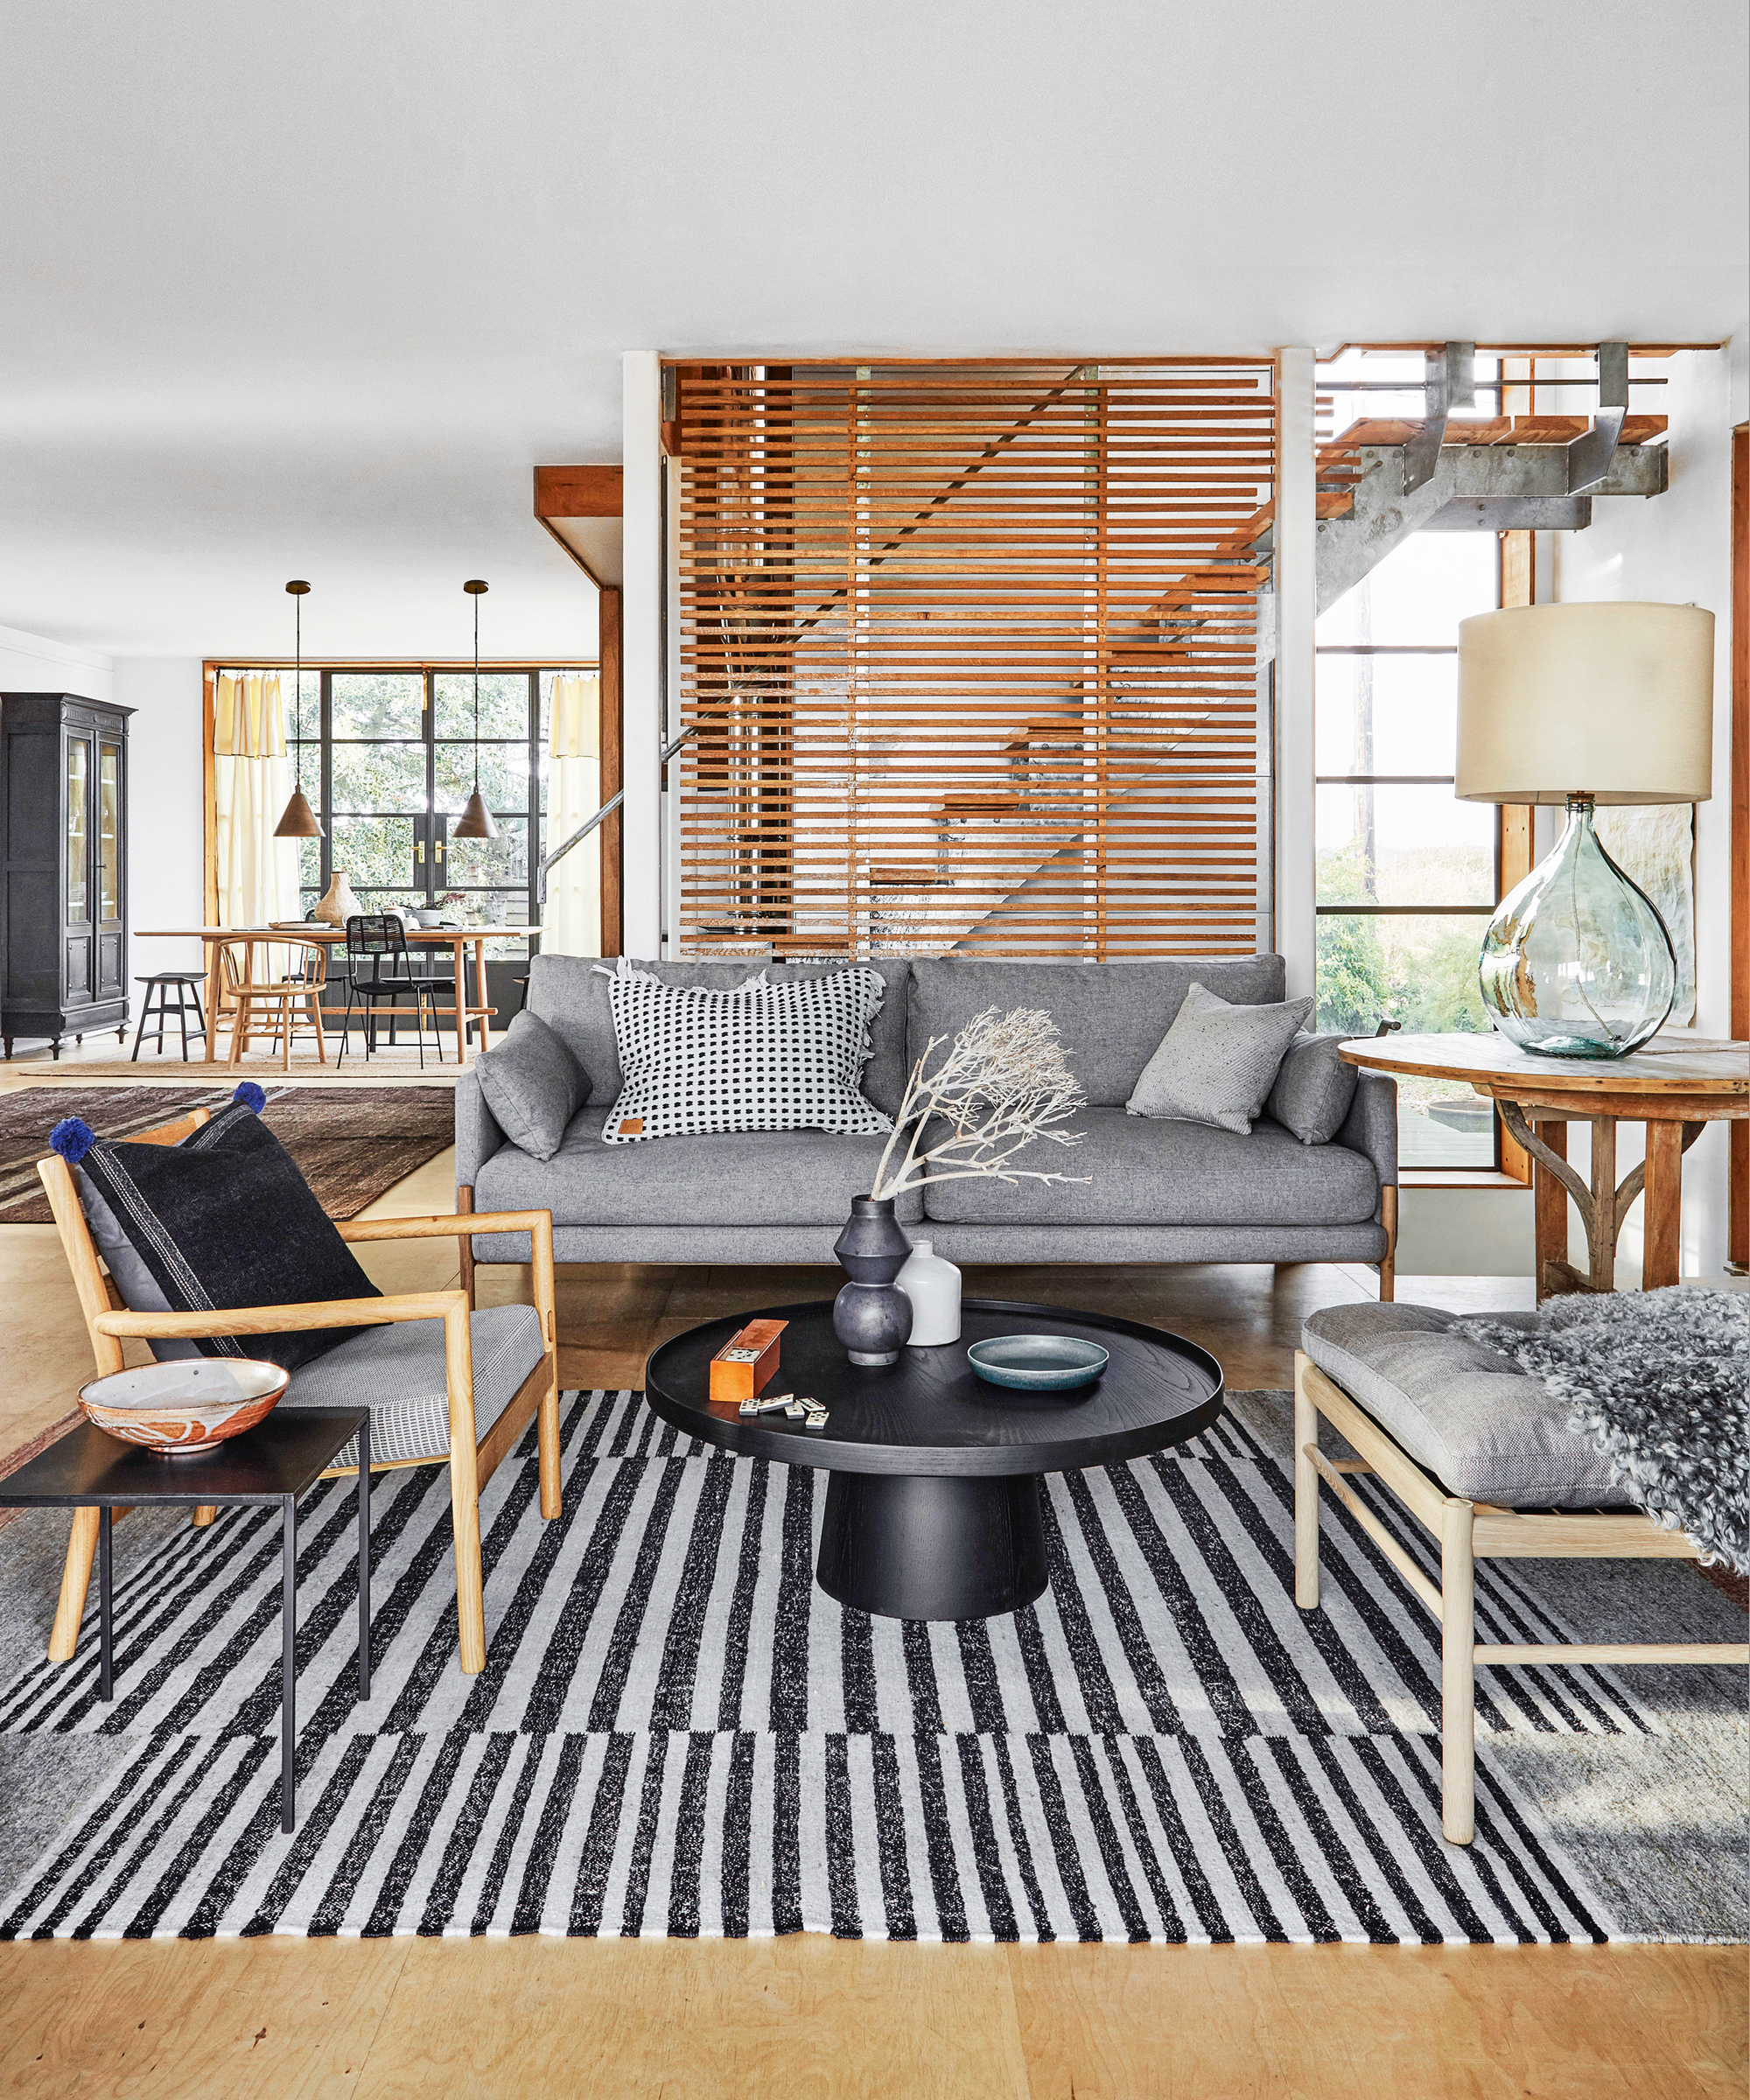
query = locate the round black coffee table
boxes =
[642,1298,1223,1620]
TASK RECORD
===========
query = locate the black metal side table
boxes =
[0,1407,371,1833]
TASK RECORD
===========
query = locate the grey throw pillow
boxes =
[1267,1031,1360,1145]
[478,1011,589,1161]
[1126,982,1313,1135]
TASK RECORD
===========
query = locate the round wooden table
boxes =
[1340,1032,1749,1298]
[642,1299,1224,1621]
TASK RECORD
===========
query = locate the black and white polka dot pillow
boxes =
[601,965,892,1144]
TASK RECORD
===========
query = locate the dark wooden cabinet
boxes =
[1,693,135,1059]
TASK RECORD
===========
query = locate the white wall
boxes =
[1546,346,1745,1281]
[0,622,113,704]
[111,659,206,980]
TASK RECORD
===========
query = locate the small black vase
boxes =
[832,1194,914,1366]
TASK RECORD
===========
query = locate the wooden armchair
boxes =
[38,1106,561,1676]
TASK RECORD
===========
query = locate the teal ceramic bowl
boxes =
[966,1334,1110,1392]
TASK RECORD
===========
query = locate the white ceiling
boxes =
[2,0,1744,660]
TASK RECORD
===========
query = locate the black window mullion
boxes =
[319,670,333,895]
[424,668,438,904]
[528,668,541,951]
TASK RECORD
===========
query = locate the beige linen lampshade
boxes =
[1455,602,1714,806]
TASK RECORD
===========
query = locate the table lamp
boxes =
[1456,601,1714,1059]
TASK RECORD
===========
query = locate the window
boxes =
[216,664,592,959]
[1313,528,1502,1169]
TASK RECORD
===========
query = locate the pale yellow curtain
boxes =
[213,672,300,927]
[547,673,601,955]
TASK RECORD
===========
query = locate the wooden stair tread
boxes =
[1329,413,1667,450]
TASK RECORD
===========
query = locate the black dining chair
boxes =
[338,914,457,1068]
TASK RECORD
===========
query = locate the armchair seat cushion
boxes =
[278,1302,546,1468]
[1301,1301,1629,1509]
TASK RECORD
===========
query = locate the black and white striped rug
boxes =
[0,1390,1645,1942]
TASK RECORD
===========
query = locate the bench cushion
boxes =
[923,1108,1376,1227]
[279,1302,546,1469]
[1300,1301,1628,1509]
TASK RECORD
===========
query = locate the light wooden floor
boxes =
[0,1100,1741,2098]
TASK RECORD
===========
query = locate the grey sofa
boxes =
[456,953,1397,1279]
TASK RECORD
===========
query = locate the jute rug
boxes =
[0,1086,456,1224]
[1,1391,1742,1942]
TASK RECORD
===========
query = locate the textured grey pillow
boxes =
[1126,981,1313,1135]
[477,1011,589,1162]
[1267,1031,1359,1144]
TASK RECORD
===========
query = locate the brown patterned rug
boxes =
[0,1086,455,1223]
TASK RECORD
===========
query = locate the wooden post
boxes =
[1532,1116,1570,1302]
[1642,1118,1685,1290]
[1440,1496,1476,1845]
[1377,1185,1397,1303]
[442,1295,486,1675]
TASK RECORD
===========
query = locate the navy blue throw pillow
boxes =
[53,1083,382,1374]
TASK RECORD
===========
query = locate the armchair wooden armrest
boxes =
[91,1290,469,1341]
[334,1208,552,1245]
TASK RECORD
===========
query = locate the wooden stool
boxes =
[130,972,207,1061]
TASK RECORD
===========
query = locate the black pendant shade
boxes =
[273,579,324,840]
[452,578,500,841]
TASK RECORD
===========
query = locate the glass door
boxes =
[63,729,93,1004]
[96,737,124,998]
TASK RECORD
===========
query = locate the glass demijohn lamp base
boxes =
[1477,794,1676,1059]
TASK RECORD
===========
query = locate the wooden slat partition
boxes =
[671,360,1278,958]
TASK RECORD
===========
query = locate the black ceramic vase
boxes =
[832,1194,914,1366]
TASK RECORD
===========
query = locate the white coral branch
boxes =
[869,1006,1089,1202]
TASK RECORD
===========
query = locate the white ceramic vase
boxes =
[895,1239,962,1346]
[312,871,363,928]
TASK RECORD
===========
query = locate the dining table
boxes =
[137,923,544,1068]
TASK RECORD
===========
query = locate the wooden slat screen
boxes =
[672,359,1277,958]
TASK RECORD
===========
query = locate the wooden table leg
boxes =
[1642,1119,1685,1290]
[452,936,467,1066]
[1586,1116,1618,1292]
[1532,1116,1570,1304]
[473,937,492,1054]
[203,939,221,1062]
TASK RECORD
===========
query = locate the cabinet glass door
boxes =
[65,738,89,920]
[97,739,124,998]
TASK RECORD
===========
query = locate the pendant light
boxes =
[452,578,499,840]
[272,579,324,839]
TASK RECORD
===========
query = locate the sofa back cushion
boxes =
[904,956,1287,1107]
[527,954,914,1117]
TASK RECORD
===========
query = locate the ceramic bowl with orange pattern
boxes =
[78,1359,289,1455]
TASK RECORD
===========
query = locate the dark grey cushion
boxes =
[1267,1032,1360,1145]
[476,1114,923,1228]
[1300,1302,1628,1509]
[1126,982,1312,1133]
[921,1107,1376,1227]
[527,954,913,1117]
[76,1166,199,1362]
[906,956,1287,1108]
[475,1011,587,1162]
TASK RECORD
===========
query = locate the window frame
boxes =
[1312,550,1508,1173]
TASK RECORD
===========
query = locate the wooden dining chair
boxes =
[219,936,330,1069]
[37,1107,563,1676]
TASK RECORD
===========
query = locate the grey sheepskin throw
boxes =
[1460,1289,1748,1573]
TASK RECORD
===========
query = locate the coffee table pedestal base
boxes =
[816,1472,1048,1620]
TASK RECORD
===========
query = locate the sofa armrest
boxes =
[455,1064,507,1189]
[1336,1068,1397,1193]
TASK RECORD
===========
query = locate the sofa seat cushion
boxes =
[1300,1302,1628,1509]
[278,1303,546,1469]
[476,1117,923,1228]
[920,1108,1376,1227]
